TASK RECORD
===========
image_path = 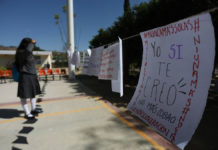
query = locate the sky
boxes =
[0,0,147,52]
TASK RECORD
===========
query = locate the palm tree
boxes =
[54,13,67,51]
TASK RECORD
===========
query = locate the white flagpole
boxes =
[66,0,75,79]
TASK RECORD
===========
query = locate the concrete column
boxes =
[66,0,75,79]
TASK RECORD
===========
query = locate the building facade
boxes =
[0,50,52,70]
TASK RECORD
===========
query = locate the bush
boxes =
[0,66,7,71]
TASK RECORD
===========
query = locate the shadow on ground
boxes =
[38,80,49,98]
[74,75,135,110]
[0,109,23,119]
[75,114,155,150]
[70,75,218,150]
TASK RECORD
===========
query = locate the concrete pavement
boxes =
[0,79,178,150]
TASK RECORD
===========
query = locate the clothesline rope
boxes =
[92,7,218,49]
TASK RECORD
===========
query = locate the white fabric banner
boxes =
[71,51,80,68]
[127,13,215,149]
[86,48,92,56]
[111,37,123,97]
[87,46,104,76]
[81,49,91,75]
[98,43,119,80]
[67,50,75,78]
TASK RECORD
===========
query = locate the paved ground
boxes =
[0,79,178,150]
[76,75,218,150]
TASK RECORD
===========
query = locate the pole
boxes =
[66,0,75,79]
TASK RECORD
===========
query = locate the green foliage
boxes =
[33,46,45,51]
[54,14,59,20]
[52,51,68,68]
[90,0,218,48]
[54,14,59,25]
[0,66,7,71]
[54,11,67,50]
[62,5,66,13]
[0,45,16,50]
[124,0,131,13]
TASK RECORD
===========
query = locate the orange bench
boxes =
[53,69,61,80]
[38,69,62,81]
[0,70,12,83]
[0,70,6,83]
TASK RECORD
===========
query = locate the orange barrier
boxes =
[4,70,12,78]
[53,69,61,80]
[38,68,64,81]
[46,69,53,76]
[0,70,12,83]
[38,69,46,80]
[0,70,6,83]
[39,69,46,76]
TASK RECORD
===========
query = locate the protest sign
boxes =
[87,46,104,76]
[127,13,215,149]
[81,49,91,75]
[111,37,123,97]
[98,43,119,80]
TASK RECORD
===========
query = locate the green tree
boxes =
[33,46,45,51]
[124,0,131,13]
[89,0,218,84]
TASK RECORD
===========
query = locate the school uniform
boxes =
[15,38,41,99]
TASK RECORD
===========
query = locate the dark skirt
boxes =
[18,73,41,98]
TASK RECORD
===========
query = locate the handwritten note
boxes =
[127,13,215,149]
[98,43,119,80]
[87,46,104,76]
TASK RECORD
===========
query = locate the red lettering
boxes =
[193,60,199,69]
[166,26,171,36]
[170,24,175,34]
[194,54,199,61]
[170,133,176,142]
[188,89,195,97]
[182,107,190,116]
[178,119,183,128]
[184,21,189,31]
[144,32,147,38]
[172,24,201,143]
[194,18,200,32]
[194,35,200,45]
[177,23,183,32]
[186,98,191,106]
[160,27,165,36]
[195,47,199,53]
[187,19,193,30]
[191,79,198,89]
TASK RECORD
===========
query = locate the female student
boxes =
[15,38,41,119]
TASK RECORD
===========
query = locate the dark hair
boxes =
[17,38,32,50]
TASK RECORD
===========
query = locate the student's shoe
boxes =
[25,114,35,120]
[31,109,43,116]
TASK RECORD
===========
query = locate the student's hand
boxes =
[32,40,36,44]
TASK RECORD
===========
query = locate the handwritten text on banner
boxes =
[98,43,119,80]
[127,13,215,149]
[87,46,104,77]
